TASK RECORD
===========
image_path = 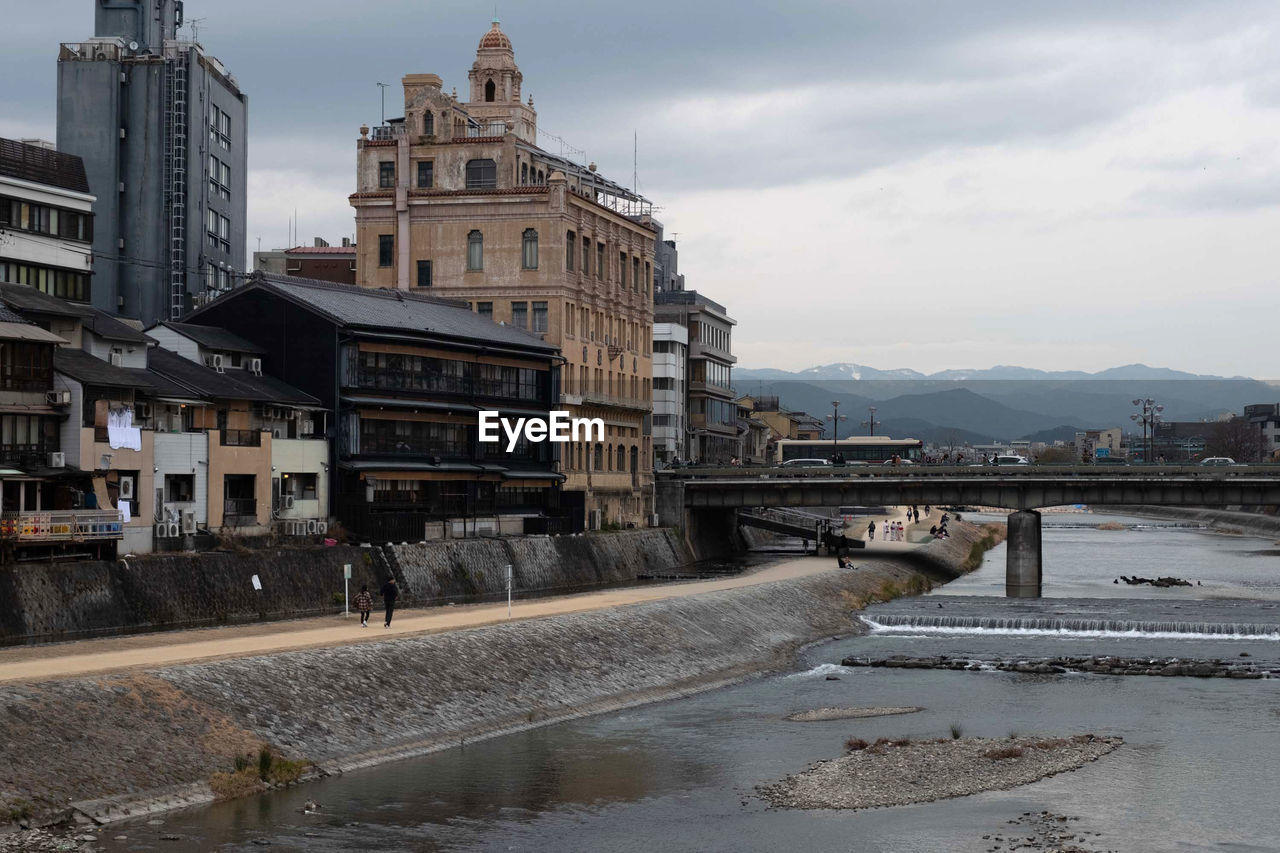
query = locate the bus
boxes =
[773,436,923,465]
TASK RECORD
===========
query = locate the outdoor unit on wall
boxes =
[306,519,319,535]
[155,522,168,539]
[45,390,70,406]
[316,521,328,535]
[167,521,181,538]
[181,509,196,535]
[249,358,262,376]
[300,419,315,436]
[204,353,225,373]
[282,494,294,510]
[47,452,65,468]
[138,402,152,418]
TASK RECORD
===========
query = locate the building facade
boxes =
[653,290,737,464]
[0,138,96,305]
[57,0,247,325]
[253,238,357,285]
[349,21,655,527]
[652,322,688,465]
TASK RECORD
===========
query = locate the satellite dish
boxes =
[128,41,139,51]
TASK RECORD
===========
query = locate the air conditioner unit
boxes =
[204,353,225,373]
[290,520,308,536]
[138,402,152,418]
[306,519,319,535]
[45,390,70,406]
[282,494,294,509]
[181,509,196,535]
[300,419,315,436]
[47,452,65,468]
[155,522,169,538]
[316,521,328,535]
[249,358,262,376]
[650,513,660,527]
[119,475,135,500]
[167,521,181,538]
[108,352,124,367]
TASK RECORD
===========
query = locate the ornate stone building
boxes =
[349,20,656,528]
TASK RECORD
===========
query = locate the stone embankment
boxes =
[0,529,689,644]
[841,653,1276,679]
[0,521,999,830]
[1113,505,1280,538]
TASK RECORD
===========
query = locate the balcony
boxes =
[222,498,258,527]
[220,429,263,447]
[0,510,124,543]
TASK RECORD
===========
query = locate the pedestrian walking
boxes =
[867,521,875,541]
[882,521,890,540]
[353,585,373,627]
[380,577,399,628]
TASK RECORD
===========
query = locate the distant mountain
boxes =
[737,362,1249,381]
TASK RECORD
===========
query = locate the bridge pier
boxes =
[1005,509,1042,598]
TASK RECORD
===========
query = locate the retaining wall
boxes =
[0,523,988,826]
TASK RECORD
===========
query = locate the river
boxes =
[125,512,1280,852]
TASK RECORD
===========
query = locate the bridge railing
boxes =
[660,464,1280,482]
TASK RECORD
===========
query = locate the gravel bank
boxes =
[759,734,1122,810]
[841,653,1277,679]
[785,706,921,722]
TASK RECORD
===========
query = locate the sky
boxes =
[4,1,1280,376]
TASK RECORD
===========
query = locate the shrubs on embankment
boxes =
[208,746,311,801]
[961,523,1008,573]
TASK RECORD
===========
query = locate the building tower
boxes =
[56,0,247,324]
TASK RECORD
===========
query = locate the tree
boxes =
[1205,417,1263,462]
[1035,446,1077,464]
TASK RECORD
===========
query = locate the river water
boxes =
[131,513,1280,852]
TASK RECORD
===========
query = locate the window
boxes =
[653,377,675,391]
[379,161,395,189]
[0,196,92,242]
[532,301,548,333]
[423,112,434,135]
[617,445,626,471]
[596,243,605,280]
[485,79,496,102]
[582,236,590,275]
[0,342,53,391]
[633,258,641,292]
[619,252,627,288]
[378,234,394,267]
[209,155,230,200]
[465,159,497,189]
[477,301,493,321]
[644,261,652,296]
[522,228,538,269]
[521,162,529,184]
[165,474,195,503]
[417,160,433,188]
[210,105,231,149]
[467,230,483,270]
[0,261,90,302]
[511,301,528,329]
[565,230,575,271]
[283,472,318,500]
[416,259,432,288]
[206,209,230,252]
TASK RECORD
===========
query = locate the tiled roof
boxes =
[0,321,66,344]
[0,138,90,194]
[85,309,151,343]
[479,21,512,49]
[147,347,320,406]
[0,282,92,318]
[0,304,26,324]
[154,322,266,354]
[54,349,155,390]
[200,272,558,354]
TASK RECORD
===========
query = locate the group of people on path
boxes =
[865,505,931,543]
[352,578,399,628]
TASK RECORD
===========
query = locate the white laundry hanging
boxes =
[107,407,142,451]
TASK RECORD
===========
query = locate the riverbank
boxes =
[0,521,1001,835]
[1111,505,1280,538]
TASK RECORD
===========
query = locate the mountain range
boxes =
[735,363,1250,381]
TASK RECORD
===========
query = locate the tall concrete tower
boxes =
[56,0,247,323]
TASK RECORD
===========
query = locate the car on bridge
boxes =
[1199,457,1237,466]
[780,458,832,467]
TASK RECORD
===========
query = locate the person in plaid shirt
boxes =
[353,585,373,627]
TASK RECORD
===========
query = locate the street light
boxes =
[862,406,881,437]
[827,400,848,460]
[1131,398,1164,464]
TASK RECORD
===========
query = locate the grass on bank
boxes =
[209,746,311,801]
[961,523,1009,572]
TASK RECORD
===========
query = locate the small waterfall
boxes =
[863,613,1280,641]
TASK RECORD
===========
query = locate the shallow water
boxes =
[134,512,1280,852]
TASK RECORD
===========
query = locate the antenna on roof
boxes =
[633,130,637,194]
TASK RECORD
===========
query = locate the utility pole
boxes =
[377,82,390,125]
[827,401,847,459]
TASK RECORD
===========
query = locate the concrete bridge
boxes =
[655,465,1280,597]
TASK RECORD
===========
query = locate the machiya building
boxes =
[349,20,657,528]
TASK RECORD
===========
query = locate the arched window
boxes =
[485,79,496,102]
[617,445,626,471]
[593,444,603,470]
[465,159,497,189]
[606,444,613,471]
[630,446,639,485]
[536,169,545,185]
[467,230,483,271]
[423,111,434,135]
[521,162,528,184]
[522,228,538,270]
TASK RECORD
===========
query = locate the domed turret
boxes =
[478,19,511,50]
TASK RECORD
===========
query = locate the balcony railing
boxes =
[223,498,258,526]
[221,429,263,447]
[0,510,124,542]
[0,443,57,469]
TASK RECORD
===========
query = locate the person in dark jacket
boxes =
[380,578,399,628]
[353,585,373,627]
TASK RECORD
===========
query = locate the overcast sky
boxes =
[5,1,1280,375]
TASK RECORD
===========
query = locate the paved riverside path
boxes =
[0,544,919,684]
